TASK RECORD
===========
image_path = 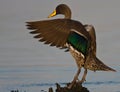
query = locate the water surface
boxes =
[0,0,120,92]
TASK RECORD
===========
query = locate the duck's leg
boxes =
[68,68,81,89]
[79,68,87,83]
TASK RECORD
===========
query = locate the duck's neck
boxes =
[64,10,71,19]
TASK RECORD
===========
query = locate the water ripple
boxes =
[21,83,66,87]
[84,81,120,85]
[21,81,120,87]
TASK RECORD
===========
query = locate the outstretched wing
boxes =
[84,25,96,55]
[26,19,91,49]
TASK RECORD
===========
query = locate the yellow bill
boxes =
[48,10,56,18]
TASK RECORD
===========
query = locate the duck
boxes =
[26,4,116,88]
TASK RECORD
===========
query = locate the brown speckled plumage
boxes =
[26,4,116,89]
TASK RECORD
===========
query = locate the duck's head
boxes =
[48,4,71,19]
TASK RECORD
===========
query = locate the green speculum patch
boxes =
[67,32,88,55]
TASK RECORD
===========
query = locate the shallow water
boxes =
[0,0,120,92]
[0,65,119,92]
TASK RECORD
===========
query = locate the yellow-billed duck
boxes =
[26,4,116,89]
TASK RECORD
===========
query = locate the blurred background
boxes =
[0,0,120,92]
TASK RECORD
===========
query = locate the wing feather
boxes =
[26,19,91,49]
